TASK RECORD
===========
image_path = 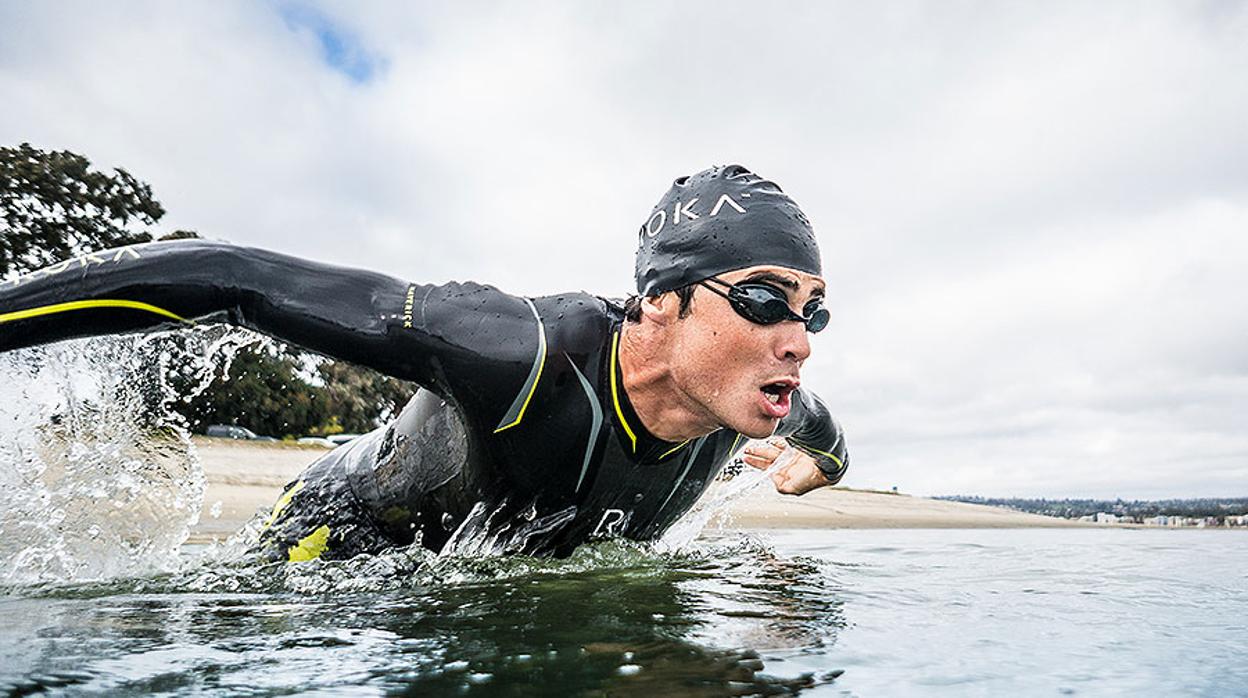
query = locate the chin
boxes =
[734,417,779,440]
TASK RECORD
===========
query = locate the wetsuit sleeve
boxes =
[774,389,849,484]
[0,241,538,410]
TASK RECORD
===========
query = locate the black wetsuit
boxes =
[0,241,849,560]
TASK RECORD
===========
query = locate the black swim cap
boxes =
[634,165,822,296]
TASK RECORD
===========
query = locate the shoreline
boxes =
[187,437,1213,544]
[720,485,1094,529]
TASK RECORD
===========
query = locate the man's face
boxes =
[665,265,827,439]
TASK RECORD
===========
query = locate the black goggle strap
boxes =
[699,276,737,293]
[696,278,736,304]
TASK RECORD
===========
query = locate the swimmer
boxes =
[0,165,848,560]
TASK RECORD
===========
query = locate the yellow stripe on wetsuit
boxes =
[288,525,331,562]
[0,299,192,326]
[263,480,306,530]
[789,438,845,469]
[609,330,637,452]
[658,439,690,460]
[493,298,548,433]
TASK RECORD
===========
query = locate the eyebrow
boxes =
[744,271,825,299]
[743,271,799,290]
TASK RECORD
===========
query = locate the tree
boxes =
[3,143,415,437]
[157,229,201,241]
[318,361,415,434]
[0,142,161,276]
[173,344,416,438]
[175,343,331,439]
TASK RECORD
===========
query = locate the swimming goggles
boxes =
[697,277,830,333]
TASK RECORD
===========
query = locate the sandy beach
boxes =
[189,437,1089,543]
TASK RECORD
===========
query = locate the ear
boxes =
[640,291,680,326]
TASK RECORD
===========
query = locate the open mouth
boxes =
[759,380,797,417]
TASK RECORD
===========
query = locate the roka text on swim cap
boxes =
[634,164,822,296]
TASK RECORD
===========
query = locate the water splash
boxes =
[657,442,797,552]
[0,327,260,585]
[0,323,794,592]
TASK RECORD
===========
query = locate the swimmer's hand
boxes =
[741,438,831,496]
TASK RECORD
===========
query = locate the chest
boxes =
[490,399,731,542]
[482,354,737,548]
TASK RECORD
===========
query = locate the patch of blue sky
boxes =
[276,2,384,84]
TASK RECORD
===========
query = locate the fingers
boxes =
[741,453,771,470]
[742,439,786,469]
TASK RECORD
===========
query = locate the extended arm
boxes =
[0,241,539,408]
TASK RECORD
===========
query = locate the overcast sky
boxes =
[2,1,1245,498]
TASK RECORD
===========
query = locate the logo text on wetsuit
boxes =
[402,284,416,328]
[641,194,748,239]
[7,247,142,287]
[591,509,628,538]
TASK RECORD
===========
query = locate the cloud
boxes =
[1,1,1245,498]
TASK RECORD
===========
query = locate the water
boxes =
[0,529,1244,696]
[2,336,1246,695]
[771,528,1248,696]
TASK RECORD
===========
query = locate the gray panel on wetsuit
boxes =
[345,389,470,526]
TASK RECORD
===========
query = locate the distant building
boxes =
[1095,512,1119,524]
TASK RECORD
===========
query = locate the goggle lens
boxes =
[722,282,829,333]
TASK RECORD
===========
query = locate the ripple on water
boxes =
[1,531,851,695]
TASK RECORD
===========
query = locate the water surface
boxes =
[2,528,1244,696]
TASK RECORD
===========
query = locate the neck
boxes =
[617,321,720,442]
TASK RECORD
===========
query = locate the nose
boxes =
[775,320,811,363]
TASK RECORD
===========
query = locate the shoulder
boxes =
[530,291,620,355]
